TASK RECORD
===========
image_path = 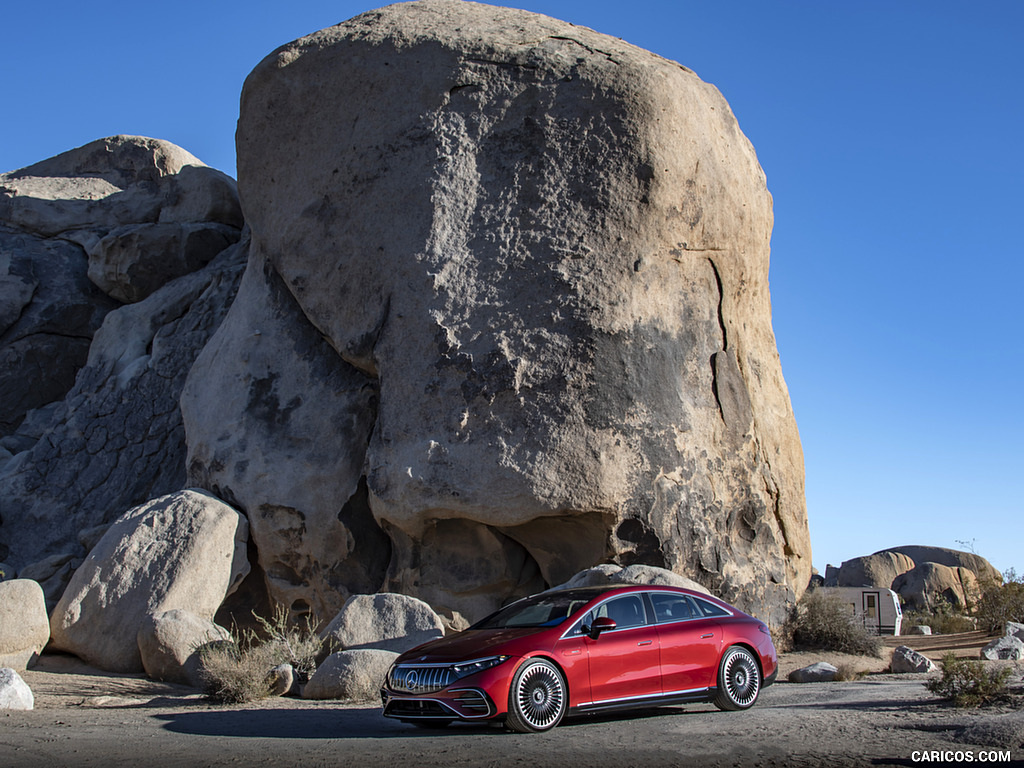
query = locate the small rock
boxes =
[787,662,838,683]
[303,649,398,701]
[891,645,937,673]
[268,663,295,697]
[907,625,933,635]
[0,668,34,710]
[980,635,1024,661]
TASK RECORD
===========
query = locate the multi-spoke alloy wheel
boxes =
[505,659,567,733]
[713,646,762,711]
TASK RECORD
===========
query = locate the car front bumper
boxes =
[381,686,498,721]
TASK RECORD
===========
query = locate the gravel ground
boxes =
[3,653,1022,768]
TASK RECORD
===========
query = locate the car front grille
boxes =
[389,665,456,694]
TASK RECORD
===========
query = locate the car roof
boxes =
[538,584,710,600]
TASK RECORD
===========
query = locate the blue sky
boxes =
[3,1,1021,577]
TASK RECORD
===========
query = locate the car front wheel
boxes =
[713,645,761,711]
[505,658,567,733]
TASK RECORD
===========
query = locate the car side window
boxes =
[594,594,648,629]
[691,597,730,618]
[650,593,696,623]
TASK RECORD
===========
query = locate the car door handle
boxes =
[701,633,714,639]
[637,640,653,646]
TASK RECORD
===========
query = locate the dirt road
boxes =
[3,657,1022,768]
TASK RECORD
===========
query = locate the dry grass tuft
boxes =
[197,605,328,704]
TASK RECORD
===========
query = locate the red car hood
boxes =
[395,627,547,663]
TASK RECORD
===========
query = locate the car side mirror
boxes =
[588,616,617,640]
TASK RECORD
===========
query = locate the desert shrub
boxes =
[198,639,280,704]
[902,605,976,635]
[790,589,884,657]
[251,604,326,683]
[833,662,868,682]
[198,605,327,703]
[973,569,1024,634]
[926,652,1012,707]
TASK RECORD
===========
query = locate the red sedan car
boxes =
[380,584,778,733]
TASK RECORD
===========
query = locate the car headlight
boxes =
[451,655,510,680]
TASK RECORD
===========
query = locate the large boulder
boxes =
[49,489,249,672]
[137,609,232,687]
[321,593,445,654]
[302,649,398,701]
[211,0,808,625]
[836,552,916,589]
[892,562,979,611]
[0,579,50,669]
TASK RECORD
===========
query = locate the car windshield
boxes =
[471,590,597,630]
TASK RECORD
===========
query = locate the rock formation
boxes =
[0,137,246,602]
[1,1,810,637]
[183,0,808,625]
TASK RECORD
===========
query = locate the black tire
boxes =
[713,646,761,711]
[505,658,567,733]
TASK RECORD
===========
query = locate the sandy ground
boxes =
[3,652,1023,768]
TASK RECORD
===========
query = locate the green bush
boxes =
[198,605,327,703]
[973,569,1024,634]
[790,589,884,657]
[926,652,1012,707]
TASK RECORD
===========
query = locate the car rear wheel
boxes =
[713,646,761,711]
[505,658,567,733]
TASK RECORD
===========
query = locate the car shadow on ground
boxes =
[153,707,498,739]
[153,704,711,740]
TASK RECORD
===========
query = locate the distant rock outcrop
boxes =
[877,546,1000,584]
